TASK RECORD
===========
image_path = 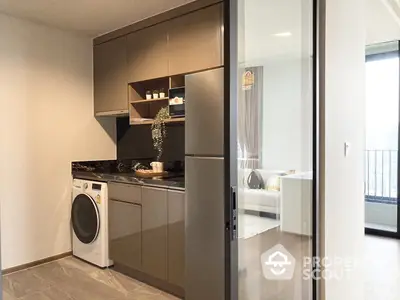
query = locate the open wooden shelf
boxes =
[130,117,185,126]
[128,75,185,126]
[130,97,169,104]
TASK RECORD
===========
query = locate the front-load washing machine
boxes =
[71,178,112,268]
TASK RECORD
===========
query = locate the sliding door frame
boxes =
[224,0,238,299]
[224,0,321,299]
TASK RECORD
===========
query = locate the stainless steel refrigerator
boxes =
[185,67,225,300]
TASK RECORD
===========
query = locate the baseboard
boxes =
[2,251,72,275]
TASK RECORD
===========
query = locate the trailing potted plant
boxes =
[151,107,170,162]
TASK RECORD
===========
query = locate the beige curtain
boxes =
[238,66,263,170]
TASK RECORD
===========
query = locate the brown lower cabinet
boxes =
[167,190,185,288]
[142,186,168,280]
[109,183,185,296]
[108,199,142,270]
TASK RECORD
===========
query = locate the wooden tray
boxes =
[135,170,168,178]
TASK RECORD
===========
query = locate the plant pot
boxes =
[150,161,164,172]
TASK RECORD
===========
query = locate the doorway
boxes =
[365,41,400,238]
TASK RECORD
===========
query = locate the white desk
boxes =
[280,172,312,236]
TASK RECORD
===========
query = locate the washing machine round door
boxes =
[71,194,100,244]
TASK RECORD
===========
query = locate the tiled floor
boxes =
[239,226,312,300]
[3,235,399,300]
[238,214,280,239]
[2,257,179,300]
[365,235,400,300]
[238,221,400,300]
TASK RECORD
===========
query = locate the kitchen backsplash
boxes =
[71,117,185,173]
[116,117,185,162]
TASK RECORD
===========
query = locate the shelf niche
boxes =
[129,75,185,126]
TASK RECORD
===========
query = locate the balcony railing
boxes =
[365,150,398,204]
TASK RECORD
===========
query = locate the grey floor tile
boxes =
[3,291,17,300]
[134,283,164,296]
[17,291,51,300]
[89,269,143,295]
[16,287,74,300]
[3,269,52,299]
[40,287,75,300]
[2,257,179,300]
[159,292,181,300]
[58,257,99,274]
[18,288,74,300]
[3,234,400,300]
[111,284,165,300]
[31,259,88,286]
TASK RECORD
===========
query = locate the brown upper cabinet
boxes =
[127,23,169,83]
[167,4,223,76]
[94,36,128,116]
[94,3,224,114]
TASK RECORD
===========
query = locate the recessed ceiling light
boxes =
[272,32,292,37]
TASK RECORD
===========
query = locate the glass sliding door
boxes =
[227,0,317,299]
[365,41,400,236]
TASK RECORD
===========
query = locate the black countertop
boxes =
[71,159,185,191]
[72,171,185,191]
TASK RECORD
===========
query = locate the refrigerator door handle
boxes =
[230,186,238,241]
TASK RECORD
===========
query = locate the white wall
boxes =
[365,202,397,228]
[320,0,365,298]
[243,0,313,173]
[0,13,116,269]
[250,57,312,172]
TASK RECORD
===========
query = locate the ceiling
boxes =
[366,0,400,45]
[241,0,400,62]
[243,0,309,62]
[0,0,194,37]
[0,0,399,48]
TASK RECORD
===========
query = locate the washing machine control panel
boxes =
[72,179,107,206]
[92,183,102,191]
